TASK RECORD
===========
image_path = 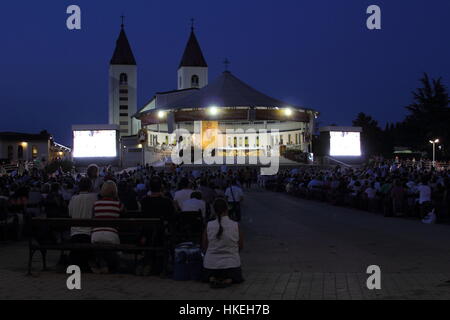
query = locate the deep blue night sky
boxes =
[1,0,449,146]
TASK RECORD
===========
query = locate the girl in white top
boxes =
[202,198,244,288]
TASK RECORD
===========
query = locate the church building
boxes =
[108,21,318,164]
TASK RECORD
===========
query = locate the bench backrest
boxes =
[30,217,162,228]
[179,211,203,224]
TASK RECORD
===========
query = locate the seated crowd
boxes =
[266,160,450,221]
[0,164,247,287]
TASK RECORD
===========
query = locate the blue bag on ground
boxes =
[173,242,203,281]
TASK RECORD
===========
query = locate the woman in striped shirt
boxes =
[91,181,122,273]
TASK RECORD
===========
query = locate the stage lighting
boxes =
[284,108,293,116]
[157,111,166,119]
[208,106,219,116]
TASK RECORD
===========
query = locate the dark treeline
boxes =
[352,73,450,160]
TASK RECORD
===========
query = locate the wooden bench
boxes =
[28,217,167,275]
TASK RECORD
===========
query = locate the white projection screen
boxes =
[73,130,117,158]
[329,131,361,156]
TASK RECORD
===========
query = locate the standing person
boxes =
[138,176,175,276]
[244,168,252,189]
[8,187,28,240]
[44,183,67,218]
[364,181,378,212]
[182,191,206,218]
[380,178,393,217]
[174,177,194,211]
[213,182,225,198]
[27,183,43,217]
[224,179,244,221]
[141,177,175,223]
[118,181,139,211]
[91,181,122,273]
[416,177,432,218]
[68,178,97,271]
[61,181,75,206]
[391,180,406,217]
[135,179,147,200]
[202,198,244,288]
[87,164,103,193]
[198,179,216,205]
[198,179,216,220]
[0,189,18,241]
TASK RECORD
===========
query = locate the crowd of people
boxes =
[0,164,251,288]
[2,159,449,287]
[266,160,450,222]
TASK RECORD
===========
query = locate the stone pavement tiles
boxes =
[1,190,450,299]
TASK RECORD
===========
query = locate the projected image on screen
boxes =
[330,131,361,156]
[73,130,117,158]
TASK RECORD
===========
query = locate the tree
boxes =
[403,73,450,157]
[352,112,384,156]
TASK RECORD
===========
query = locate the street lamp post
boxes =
[429,139,439,167]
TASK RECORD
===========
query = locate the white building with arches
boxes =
[108,22,318,165]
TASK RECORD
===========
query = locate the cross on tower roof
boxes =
[178,19,208,68]
[111,14,136,65]
[223,58,230,71]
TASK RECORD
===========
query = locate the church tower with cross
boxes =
[132,18,319,164]
[109,17,139,137]
[177,20,208,90]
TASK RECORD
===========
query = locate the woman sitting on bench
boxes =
[90,180,123,274]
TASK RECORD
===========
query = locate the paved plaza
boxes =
[1,189,450,300]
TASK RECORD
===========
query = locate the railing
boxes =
[397,160,449,171]
[323,156,355,168]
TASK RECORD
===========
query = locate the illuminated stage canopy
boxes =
[134,71,319,158]
[136,71,316,126]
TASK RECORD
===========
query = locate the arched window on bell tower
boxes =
[191,75,199,88]
[119,73,128,85]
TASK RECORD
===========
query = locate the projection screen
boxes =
[329,131,361,156]
[73,130,117,158]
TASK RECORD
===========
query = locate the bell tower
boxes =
[177,21,208,90]
[109,18,139,137]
